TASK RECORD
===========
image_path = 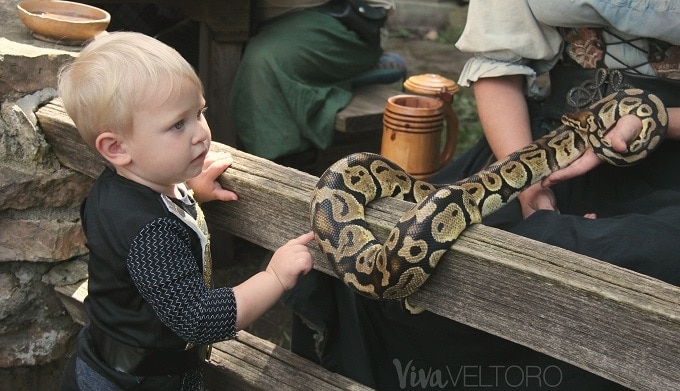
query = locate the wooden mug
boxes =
[381,94,457,179]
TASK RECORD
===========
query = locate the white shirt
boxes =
[456,0,680,97]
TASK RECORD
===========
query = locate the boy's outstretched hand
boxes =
[234,232,315,330]
[187,151,238,203]
[266,231,315,291]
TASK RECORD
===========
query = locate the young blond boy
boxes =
[58,32,313,390]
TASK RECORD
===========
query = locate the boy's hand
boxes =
[232,231,315,330]
[266,231,315,291]
[187,151,238,203]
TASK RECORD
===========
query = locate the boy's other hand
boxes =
[187,151,238,203]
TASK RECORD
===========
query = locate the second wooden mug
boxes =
[381,94,457,179]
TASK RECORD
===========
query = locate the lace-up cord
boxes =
[604,30,651,74]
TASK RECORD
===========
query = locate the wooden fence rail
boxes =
[37,99,680,391]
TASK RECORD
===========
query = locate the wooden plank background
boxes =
[37,99,680,391]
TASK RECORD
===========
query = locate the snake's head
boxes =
[561,110,594,129]
[561,110,601,136]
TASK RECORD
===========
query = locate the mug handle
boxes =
[437,91,459,167]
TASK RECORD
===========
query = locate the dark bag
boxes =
[315,0,387,47]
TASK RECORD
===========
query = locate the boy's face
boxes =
[120,77,210,196]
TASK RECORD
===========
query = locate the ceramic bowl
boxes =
[17,0,110,44]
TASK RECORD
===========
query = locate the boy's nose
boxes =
[193,124,211,144]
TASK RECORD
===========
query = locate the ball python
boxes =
[310,88,667,309]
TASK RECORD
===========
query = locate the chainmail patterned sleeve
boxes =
[127,217,237,345]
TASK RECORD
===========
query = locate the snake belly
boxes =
[310,88,667,301]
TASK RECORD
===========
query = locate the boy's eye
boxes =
[198,107,208,120]
[172,120,185,130]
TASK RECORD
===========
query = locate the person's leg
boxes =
[229,10,382,160]
[510,201,680,285]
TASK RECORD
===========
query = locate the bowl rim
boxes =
[17,0,111,24]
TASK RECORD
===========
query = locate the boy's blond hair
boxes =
[58,31,203,148]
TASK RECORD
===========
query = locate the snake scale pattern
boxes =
[310,88,667,307]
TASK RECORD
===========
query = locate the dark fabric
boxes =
[314,0,387,47]
[77,326,196,390]
[229,9,382,160]
[542,64,680,120]
[88,323,207,376]
[286,271,628,390]
[430,99,680,285]
[60,353,79,390]
[93,4,200,69]
[126,217,236,346]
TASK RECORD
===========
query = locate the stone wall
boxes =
[0,5,93,387]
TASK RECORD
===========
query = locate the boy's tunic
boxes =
[76,168,236,389]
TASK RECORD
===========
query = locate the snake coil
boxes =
[310,89,667,309]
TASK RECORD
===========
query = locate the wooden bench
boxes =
[54,281,372,390]
[316,84,401,172]
[36,99,680,390]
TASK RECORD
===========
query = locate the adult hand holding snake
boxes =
[538,114,643,219]
[543,114,643,188]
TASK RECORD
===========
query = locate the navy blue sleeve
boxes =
[126,217,237,345]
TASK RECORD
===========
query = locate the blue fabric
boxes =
[351,52,407,87]
[75,357,119,391]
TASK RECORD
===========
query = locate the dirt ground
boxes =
[388,34,471,81]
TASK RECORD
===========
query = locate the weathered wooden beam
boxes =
[37,99,680,391]
[207,330,374,391]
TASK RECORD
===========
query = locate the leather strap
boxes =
[89,324,208,376]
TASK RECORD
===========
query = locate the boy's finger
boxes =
[204,159,230,178]
[214,188,238,202]
[292,231,315,245]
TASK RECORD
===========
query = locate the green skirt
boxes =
[229,9,382,159]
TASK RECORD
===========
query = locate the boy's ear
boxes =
[95,131,131,166]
